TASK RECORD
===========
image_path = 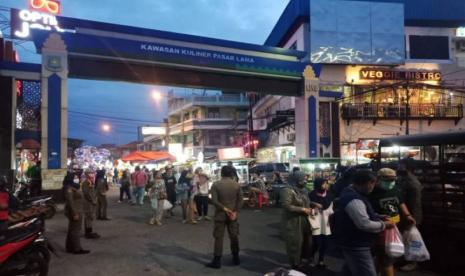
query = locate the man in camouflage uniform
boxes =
[206,166,243,269]
[81,170,100,239]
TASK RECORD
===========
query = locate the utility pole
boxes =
[248,92,255,157]
[405,80,410,135]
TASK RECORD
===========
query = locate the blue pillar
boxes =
[308,95,318,158]
[47,74,61,169]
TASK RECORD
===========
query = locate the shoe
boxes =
[155,220,162,226]
[182,220,187,224]
[101,217,111,221]
[233,254,240,266]
[205,256,221,269]
[399,263,418,272]
[204,216,211,221]
[317,261,326,268]
[198,216,204,221]
[85,232,100,239]
[73,249,90,255]
[149,218,156,225]
[117,200,122,203]
[189,220,198,224]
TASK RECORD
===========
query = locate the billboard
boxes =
[310,0,405,65]
[140,126,166,136]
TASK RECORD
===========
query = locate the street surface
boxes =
[45,189,438,276]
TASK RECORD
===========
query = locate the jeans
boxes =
[120,185,131,201]
[134,186,145,205]
[340,247,377,276]
[195,195,209,216]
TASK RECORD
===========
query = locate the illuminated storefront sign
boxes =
[360,68,441,81]
[11,0,69,39]
[30,0,61,15]
[457,27,465,37]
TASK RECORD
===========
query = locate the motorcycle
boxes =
[9,195,57,225]
[0,218,55,276]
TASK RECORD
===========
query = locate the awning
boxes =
[121,151,175,162]
[17,139,41,149]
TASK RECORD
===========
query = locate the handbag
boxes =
[403,226,430,262]
[162,200,173,210]
[158,191,167,200]
[385,226,405,258]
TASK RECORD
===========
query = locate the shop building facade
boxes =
[167,91,249,159]
[257,0,465,163]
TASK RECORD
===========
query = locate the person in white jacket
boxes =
[308,178,334,267]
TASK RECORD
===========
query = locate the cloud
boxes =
[3,0,290,145]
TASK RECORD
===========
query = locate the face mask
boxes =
[73,179,80,184]
[381,180,395,190]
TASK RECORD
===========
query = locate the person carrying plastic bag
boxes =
[368,168,416,276]
[403,226,430,262]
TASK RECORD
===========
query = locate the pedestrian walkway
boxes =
[45,188,439,276]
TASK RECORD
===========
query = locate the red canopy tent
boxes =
[121,151,175,162]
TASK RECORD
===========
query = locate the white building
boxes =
[167,90,249,160]
[256,0,465,163]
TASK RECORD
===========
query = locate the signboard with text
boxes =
[359,68,442,81]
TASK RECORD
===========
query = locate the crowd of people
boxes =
[60,163,218,254]
[279,158,423,276]
[55,157,424,275]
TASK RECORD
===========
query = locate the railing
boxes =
[341,103,464,121]
[168,95,248,112]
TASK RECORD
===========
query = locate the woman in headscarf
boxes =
[176,170,195,224]
[309,178,333,267]
[64,172,90,254]
[281,171,318,270]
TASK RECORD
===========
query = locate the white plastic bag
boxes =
[403,226,430,262]
[162,200,173,210]
[385,226,405,258]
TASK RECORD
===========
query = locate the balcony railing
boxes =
[168,95,248,114]
[341,103,463,125]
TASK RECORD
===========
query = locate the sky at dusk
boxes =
[2,0,288,145]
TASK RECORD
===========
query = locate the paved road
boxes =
[45,189,437,276]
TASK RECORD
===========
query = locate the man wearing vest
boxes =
[132,166,147,206]
[334,170,395,276]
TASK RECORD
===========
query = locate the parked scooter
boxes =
[9,195,57,225]
[0,218,54,276]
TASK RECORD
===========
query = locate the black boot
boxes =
[232,253,240,266]
[205,256,221,269]
[85,228,100,239]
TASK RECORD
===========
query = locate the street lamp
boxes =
[102,123,111,132]
[151,90,162,102]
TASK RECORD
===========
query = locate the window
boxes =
[207,131,222,145]
[192,109,199,119]
[409,35,449,60]
[207,108,220,118]
[184,112,190,121]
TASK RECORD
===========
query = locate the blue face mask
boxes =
[381,180,396,190]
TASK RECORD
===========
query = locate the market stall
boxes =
[290,158,340,191]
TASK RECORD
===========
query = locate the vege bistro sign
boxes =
[12,0,71,38]
[360,68,442,81]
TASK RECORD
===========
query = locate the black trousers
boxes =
[311,235,329,262]
[195,195,209,216]
[120,185,131,201]
[66,216,83,252]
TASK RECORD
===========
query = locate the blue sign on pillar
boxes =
[47,74,61,169]
[308,96,318,158]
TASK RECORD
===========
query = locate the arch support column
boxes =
[295,66,320,159]
[40,33,69,190]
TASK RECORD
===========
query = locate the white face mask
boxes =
[73,179,80,184]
